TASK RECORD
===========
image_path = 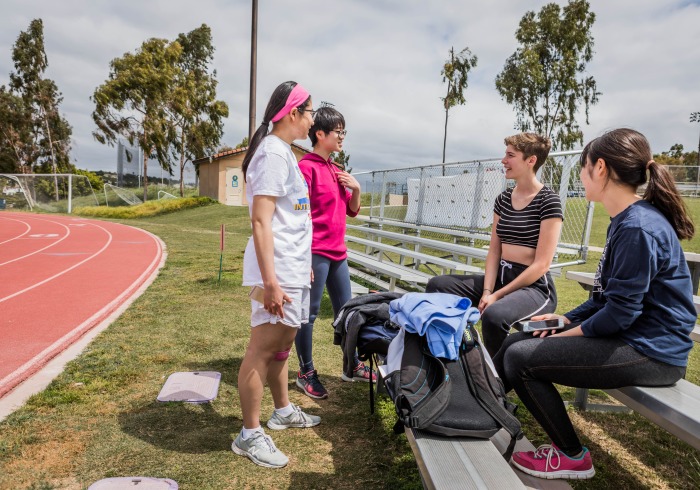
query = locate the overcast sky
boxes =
[2,0,699,174]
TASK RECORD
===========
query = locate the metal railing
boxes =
[353,151,594,262]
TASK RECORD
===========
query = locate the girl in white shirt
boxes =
[232,81,320,469]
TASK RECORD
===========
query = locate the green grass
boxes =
[1,201,699,489]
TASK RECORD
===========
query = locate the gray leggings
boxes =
[425,260,556,356]
[493,327,686,456]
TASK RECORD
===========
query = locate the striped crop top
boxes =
[494,187,563,249]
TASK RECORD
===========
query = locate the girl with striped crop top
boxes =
[426,133,563,357]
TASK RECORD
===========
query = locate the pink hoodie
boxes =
[298,152,359,260]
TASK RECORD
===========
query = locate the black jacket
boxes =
[333,292,403,378]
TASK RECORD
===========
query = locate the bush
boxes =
[73,196,216,219]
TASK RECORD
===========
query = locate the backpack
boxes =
[385,324,523,459]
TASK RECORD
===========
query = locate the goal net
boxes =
[0,174,99,213]
[103,183,143,207]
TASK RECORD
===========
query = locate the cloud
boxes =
[1,0,699,174]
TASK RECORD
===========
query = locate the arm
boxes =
[564,297,602,324]
[478,214,502,312]
[250,196,291,317]
[578,228,655,337]
[337,170,361,216]
[487,217,562,301]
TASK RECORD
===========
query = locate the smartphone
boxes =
[520,318,565,332]
[249,286,266,303]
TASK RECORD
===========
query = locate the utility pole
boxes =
[691,112,700,195]
[248,0,258,143]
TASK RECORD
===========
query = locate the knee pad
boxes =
[273,348,291,362]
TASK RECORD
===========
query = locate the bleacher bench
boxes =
[346,250,433,292]
[346,235,483,275]
[565,270,700,451]
[377,365,572,489]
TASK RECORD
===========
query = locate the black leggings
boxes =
[493,328,686,456]
[425,260,556,356]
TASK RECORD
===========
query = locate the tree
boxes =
[0,19,73,184]
[0,88,32,173]
[495,0,600,150]
[169,25,228,196]
[691,112,700,166]
[234,137,248,149]
[331,150,351,172]
[92,38,181,201]
[440,46,478,163]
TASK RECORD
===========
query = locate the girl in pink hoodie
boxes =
[295,106,374,399]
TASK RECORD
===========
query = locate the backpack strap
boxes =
[461,343,523,459]
[369,354,375,414]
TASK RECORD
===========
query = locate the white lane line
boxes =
[0,232,166,417]
[0,218,32,245]
[0,217,71,267]
[0,222,112,303]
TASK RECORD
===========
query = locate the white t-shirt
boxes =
[242,135,312,288]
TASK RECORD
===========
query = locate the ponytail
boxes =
[644,160,695,240]
[242,81,303,181]
[583,129,695,240]
[242,122,271,182]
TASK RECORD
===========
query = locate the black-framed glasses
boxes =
[298,107,317,121]
[329,129,347,137]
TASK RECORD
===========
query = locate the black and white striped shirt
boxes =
[494,187,563,249]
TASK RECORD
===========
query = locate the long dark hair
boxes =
[242,81,310,181]
[581,128,694,240]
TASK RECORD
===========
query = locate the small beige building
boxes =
[194,144,309,206]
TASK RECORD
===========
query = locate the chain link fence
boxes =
[664,166,700,197]
[353,151,594,262]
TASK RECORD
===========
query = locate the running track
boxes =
[0,211,165,398]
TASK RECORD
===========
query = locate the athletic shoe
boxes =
[266,404,321,430]
[511,444,595,480]
[341,361,377,383]
[231,431,289,469]
[296,370,329,399]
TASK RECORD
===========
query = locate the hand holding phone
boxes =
[249,286,266,303]
[520,318,565,332]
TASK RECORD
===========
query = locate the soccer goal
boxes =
[0,173,99,213]
[157,190,177,200]
[103,183,143,207]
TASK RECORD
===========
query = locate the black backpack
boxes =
[385,325,523,459]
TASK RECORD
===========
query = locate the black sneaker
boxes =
[296,370,329,399]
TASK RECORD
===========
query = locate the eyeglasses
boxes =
[329,129,347,137]
[298,107,317,121]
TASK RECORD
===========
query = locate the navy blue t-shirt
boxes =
[565,200,695,366]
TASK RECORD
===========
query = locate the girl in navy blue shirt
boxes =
[494,128,696,480]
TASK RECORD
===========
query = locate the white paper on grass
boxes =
[156,371,221,403]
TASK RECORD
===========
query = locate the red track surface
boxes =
[0,211,165,397]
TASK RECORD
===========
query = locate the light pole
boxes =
[248,0,258,143]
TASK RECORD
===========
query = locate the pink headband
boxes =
[270,84,310,123]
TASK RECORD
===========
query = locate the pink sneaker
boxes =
[340,361,377,383]
[511,444,595,480]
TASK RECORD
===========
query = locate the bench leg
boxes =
[566,387,631,413]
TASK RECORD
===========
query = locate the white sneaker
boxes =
[232,431,289,469]
[266,404,321,430]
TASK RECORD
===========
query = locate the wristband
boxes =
[483,288,493,294]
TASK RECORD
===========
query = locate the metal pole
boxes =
[248,0,258,142]
[67,174,72,214]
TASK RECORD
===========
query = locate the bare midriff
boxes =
[501,242,537,267]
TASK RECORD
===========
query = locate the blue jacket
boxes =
[565,200,695,366]
[390,292,480,360]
